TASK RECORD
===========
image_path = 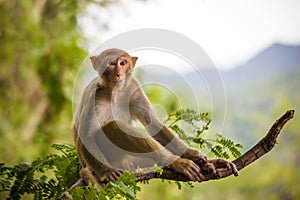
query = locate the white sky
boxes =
[80,0,300,69]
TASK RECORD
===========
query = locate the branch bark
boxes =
[71,110,295,186]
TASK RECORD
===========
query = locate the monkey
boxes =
[72,48,238,184]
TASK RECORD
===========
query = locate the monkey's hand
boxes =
[170,157,205,182]
[100,168,124,182]
[182,148,238,177]
[208,158,238,177]
[182,147,207,164]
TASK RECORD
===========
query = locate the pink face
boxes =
[105,56,131,83]
[90,51,138,85]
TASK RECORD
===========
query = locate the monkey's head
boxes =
[90,48,138,85]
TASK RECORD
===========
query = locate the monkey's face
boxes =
[90,49,138,87]
[104,55,132,83]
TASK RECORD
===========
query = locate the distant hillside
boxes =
[242,43,300,71]
[180,43,300,95]
[220,43,300,89]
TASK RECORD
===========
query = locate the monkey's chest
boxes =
[95,101,132,126]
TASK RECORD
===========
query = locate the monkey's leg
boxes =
[77,137,123,182]
[72,124,87,167]
[101,120,175,160]
[101,120,203,182]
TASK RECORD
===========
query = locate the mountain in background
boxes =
[220,43,300,89]
[139,43,300,149]
[184,43,300,90]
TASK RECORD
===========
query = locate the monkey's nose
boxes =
[116,73,122,81]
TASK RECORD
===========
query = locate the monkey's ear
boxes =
[90,56,100,71]
[131,56,138,67]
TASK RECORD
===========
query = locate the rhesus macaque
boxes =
[72,48,238,184]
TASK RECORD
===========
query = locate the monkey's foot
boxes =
[101,169,124,182]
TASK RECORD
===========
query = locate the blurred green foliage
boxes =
[0,0,88,163]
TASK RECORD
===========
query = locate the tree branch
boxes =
[134,110,295,182]
[71,110,295,186]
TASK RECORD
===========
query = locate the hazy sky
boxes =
[80,0,300,69]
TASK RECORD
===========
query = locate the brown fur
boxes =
[72,48,237,184]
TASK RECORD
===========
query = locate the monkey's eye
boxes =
[119,60,127,66]
[109,61,116,66]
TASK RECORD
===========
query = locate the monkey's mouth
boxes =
[114,74,124,82]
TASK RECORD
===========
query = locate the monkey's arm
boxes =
[129,87,202,157]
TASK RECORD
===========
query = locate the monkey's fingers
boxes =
[205,162,217,175]
[228,162,238,176]
[199,153,208,163]
[209,159,238,177]
[209,158,228,168]
[171,158,204,182]
[110,171,120,181]
[112,169,124,180]
[185,162,205,182]
[101,169,124,182]
[187,149,208,166]
[194,156,208,166]
[117,169,124,175]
